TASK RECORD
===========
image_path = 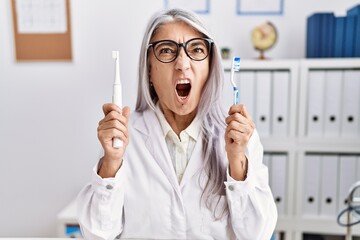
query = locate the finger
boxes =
[122,106,131,121]
[99,110,122,126]
[226,121,251,135]
[98,128,129,145]
[228,104,253,122]
[102,103,122,116]
[226,129,249,143]
[226,122,252,140]
[225,112,250,125]
[98,119,129,138]
[228,104,245,115]
[241,105,253,122]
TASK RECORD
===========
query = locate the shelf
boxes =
[296,217,360,236]
[297,138,360,153]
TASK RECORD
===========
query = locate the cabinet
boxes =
[223,58,360,240]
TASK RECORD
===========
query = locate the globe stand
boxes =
[259,50,266,60]
[257,49,267,60]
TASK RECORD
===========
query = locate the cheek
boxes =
[197,66,210,90]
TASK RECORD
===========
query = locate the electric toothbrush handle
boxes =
[112,94,123,149]
[113,138,123,148]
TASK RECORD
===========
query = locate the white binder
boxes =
[337,155,358,213]
[238,71,256,118]
[303,154,321,216]
[272,71,290,137]
[270,154,287,216]
[319,154,338,217]
[358,156,360,180]
[341,70,360,137]
[255,71,272,137]
[263,153,271,168]
[307,70,326,137]
[323,70,342,137]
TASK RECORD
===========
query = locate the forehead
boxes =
[151,21,203,42]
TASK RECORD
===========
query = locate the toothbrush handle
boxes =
[112,93,123,149]
[233,86,239,105]
[113,138,123,148]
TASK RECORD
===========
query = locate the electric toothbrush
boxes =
[112,51,123,148]
[230,57,241,104]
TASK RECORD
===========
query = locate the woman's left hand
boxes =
[225,104,256,180]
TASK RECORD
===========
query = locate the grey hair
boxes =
[136,9,228,218]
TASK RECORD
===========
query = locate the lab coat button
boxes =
[228,185,234,191]
[106,184,113,190]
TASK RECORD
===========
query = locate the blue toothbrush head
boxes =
[232,57,241,71]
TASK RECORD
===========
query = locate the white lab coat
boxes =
[77,108,277,240]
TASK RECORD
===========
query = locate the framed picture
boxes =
[237,0,284,15]
[164,0,210,14]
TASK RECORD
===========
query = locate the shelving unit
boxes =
[223,58,360,240]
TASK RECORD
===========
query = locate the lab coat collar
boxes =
[133,108,204,193]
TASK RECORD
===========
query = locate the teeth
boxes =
[177,79,190,85]
[180,96,187,100]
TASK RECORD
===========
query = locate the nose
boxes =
[174,46,190,71]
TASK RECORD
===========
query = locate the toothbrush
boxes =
[112,51,123,148]
[230,57,241,105]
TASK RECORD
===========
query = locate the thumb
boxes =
[122,106,131,119]
[241,105,253,121]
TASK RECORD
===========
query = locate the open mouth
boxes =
[176,79,191,99]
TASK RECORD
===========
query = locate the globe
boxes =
[251,22,277,60]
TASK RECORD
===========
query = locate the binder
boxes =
[338,155,358,213]
[323,70,342,137]
[347,4,360,15]
[303,154,321,216]
[347,5,360,57]
[270,154,287,215]
[354,16,360,57]
[321,13,335,58]
[238,71,256,119]
[358,156,360,180]
[319,155,338,217]
[272,71,290,137]
[307,70,326,137]
[306,13,321,58]
[263,153,271,168]
[341,70,360,137]
[255,71,272,137]
[334,17,346,58]
[344,15,356,57]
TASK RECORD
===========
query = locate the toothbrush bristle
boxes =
[233,57,241,71]
[112,51,119,59]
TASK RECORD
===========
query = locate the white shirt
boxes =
[154,103,200,183]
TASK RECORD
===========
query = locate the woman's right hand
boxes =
[97,103,130,178]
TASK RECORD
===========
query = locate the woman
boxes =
[77,8,277,240]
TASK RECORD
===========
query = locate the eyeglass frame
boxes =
[147,37,214,63]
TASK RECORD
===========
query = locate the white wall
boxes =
[0,0,358,237]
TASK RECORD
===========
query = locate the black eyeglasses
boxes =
[148,37,214,63]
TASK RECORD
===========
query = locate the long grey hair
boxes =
[136,8,228,217]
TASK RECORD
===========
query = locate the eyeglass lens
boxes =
[153,38,210,62]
